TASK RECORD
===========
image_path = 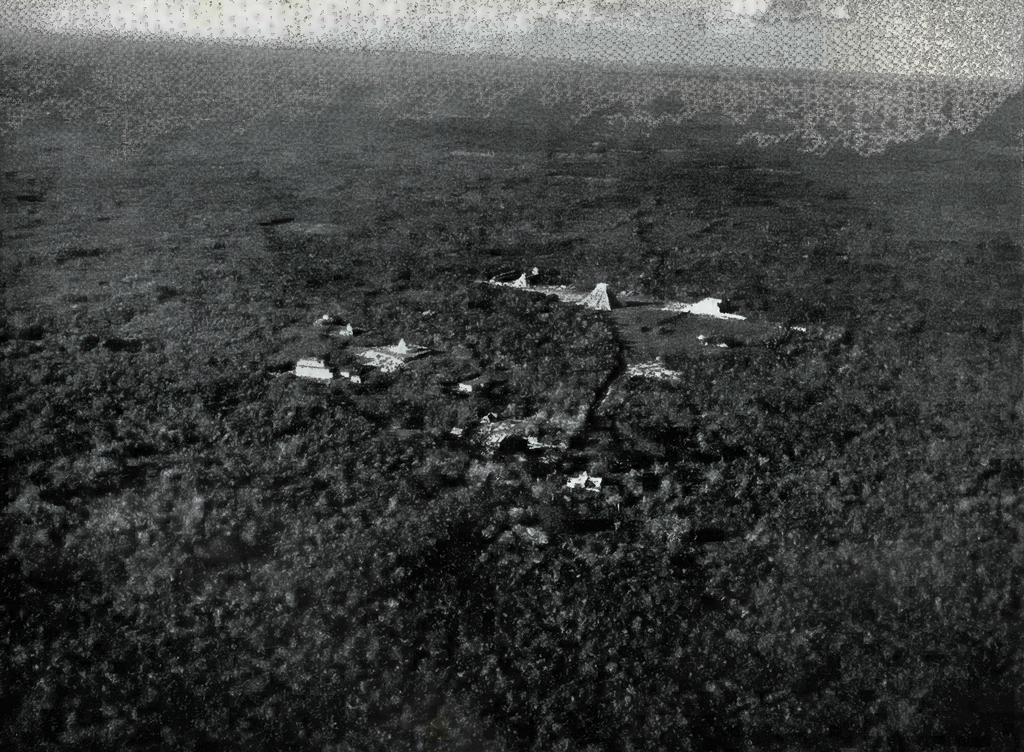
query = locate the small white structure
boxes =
[294,358,333,381]
[566,471,603,492]
[456,375,492,395]
[450,427,464,437]
[665,297,746,320]
[511,273,529,288]
[581,283,620,311]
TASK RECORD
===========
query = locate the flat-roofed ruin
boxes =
[294,358,333,381]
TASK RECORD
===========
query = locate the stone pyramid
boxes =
[581,283,621,311]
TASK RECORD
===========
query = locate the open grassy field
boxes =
[2,34,1022,751]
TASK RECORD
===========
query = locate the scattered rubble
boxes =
[566,471,603,493]
[469,414,566,454]
[356,349,404,373]
[627,361,684,381]
[353,339,431,373]
[476,419,521,448]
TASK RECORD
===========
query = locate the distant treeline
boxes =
[2,30,1020,156]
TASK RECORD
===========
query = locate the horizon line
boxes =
[4,26,1022,88]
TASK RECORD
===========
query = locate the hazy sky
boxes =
[8,0,1023,81]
